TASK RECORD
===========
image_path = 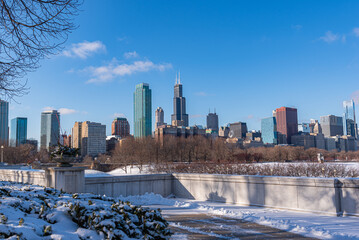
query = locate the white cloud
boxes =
[59,108,77,115]
[195,92,208,96]
[353,28,359,37]
[124,51,139,59]
[319,31,339,43]
[85,59,172,84]
[291,24,302,30]
[63,41,106,59]
[42,106,54,111]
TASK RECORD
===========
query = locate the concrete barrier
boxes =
[1,168,359,217]
[85,174,173,197]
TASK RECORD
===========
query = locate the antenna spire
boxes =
[178,71,181,84]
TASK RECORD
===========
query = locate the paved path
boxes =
[162,212,317,239]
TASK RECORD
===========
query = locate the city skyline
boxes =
[5,0,359,142]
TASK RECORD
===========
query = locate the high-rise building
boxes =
[134,83,152,138]
[207,112,219,132]
[275,107,298,144]
[81,121,106,157]
[320,115,343,137]
[261,117,278,144]
[343,100,357,139]
[298,123,310,133]
[40,110,60,150]
[72,122,82,149]
[228,122,247,139]
[111,117,130,137]
[155,107,165,128]
[10,117,27,147]
[61,134,71,147]
[0,100,9,144]
[171,73,189,127]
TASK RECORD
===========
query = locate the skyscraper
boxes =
[207,112,219,132]
[261,117,278,144]
[111,117,130,137]
[228,122,247,138]
[155,107,165,128]
[10,117,27,147]
[0,100,9,144]
[343,100,357,139]
[171,73,189,127]
[134,83,152,138]
[72,122,82,149]
[275,107,298,144]
[320,115,343,137]
[40,110,60,150]
[81,121,106,156]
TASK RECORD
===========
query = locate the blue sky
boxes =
[8,0,359,140]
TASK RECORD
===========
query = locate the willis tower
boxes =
[171,72,189,127]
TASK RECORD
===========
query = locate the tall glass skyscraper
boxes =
[261,117,278,144]
[343,100,357,139]
[40,110,60,150]
[171,73,189,127]
[0,100,9,144]
[134,83,152,138]
[10,117,27,147]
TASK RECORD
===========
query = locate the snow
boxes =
[0,182,171,239]
[85,166,151,177]
[122,193,359,239]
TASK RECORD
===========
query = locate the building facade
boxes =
[111,117,130,138]
[207,112,219,132]
[40,110,60,150]
[72,122,82,149]
[0,100,9,144]
[275,107,298,144]
[298,123,310,133]
[228,122,248,139]
[10,117,27,147]
[81,121,106,157]
[134,83,152,138]
[171,73,189,127]
[343,100,357,139]
[320,115,343,137]
[155,107,165,129]
[261,117,278,144]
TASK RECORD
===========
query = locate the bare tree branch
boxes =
[0,0,82,99]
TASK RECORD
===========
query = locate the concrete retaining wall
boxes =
[0,169,46,186]
[172,173,359,217]
[85,174,173,197]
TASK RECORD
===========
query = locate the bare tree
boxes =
[0,0,81,98]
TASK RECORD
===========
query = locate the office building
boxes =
[298,123,310,133]
[261,117,278,144]
[171,73,189,127]
[154,125,207,144]
[40,110,60,150]
[134,83,152,138]
[291,133,315,149]
[207,112,219,132]
[228,122,247,139]
[10,117,27,147]
[219,126,230,138]
[0,100,9,144]
[309,119,322,134]
[155,107,165,128]
[246,131,261,141]
[275,107,298,144]
[320,115,343,137]
[343,100,357,139]
[81,121,106,157]
[62,134,71,147]
[72,122,82,149]
[111,117,130,138]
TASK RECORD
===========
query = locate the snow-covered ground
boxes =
[0,182,171,239]
[122,193,359,240]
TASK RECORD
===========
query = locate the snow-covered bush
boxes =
[0,182,171,239]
